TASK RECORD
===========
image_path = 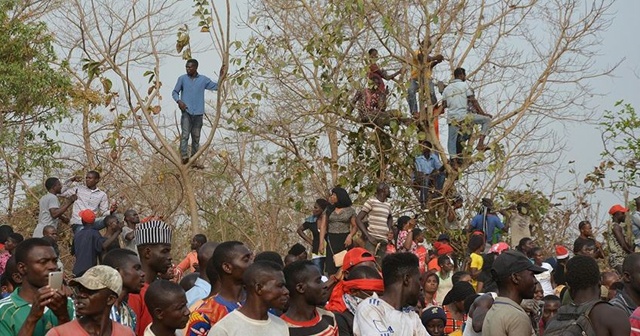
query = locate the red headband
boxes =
[342,279,384,293]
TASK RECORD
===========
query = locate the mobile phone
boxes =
[48,271,63,291]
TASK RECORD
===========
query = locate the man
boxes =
[177,234,207,274]
[506,203,531,249]
[572,220,604,259]
[183,241,253,335]
[441,67,492,161]
[331,266,383,336]
[128,220,173,336]
[281,260,337,335]
[60,171,116,234]
[610,253,640,316]
[121,209,140,253]
[414,140,445,207]
[33,177,76,238]
[538,295,560,335]
[633,196,640,251]
[143,280,190,336]
[72,210,120,276]
[185,241,218,307]
[545,255,630,335]
[441,281,475,333]
[0,238,74,336]
[468,198,508,248]
[610,204,634,271]
[102,215,122,257]
[103,248,146,331]
[209,261,289,335]
[171,58,219,165]
[46,265,134,336]
[355,183,392,260]
[407,39,444,116]
[41,226,63,272]
[482,250,546,335]
[353,252,428,336]
[325,247,378,313]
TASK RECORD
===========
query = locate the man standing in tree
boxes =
[172,58,219,166]
[442,67,492,164]
[355,183,392,261]
[33,177,76,238]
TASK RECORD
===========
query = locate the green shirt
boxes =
[0,287,75,336]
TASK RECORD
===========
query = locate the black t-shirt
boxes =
[573,236,595,254]
[303,219,320,254]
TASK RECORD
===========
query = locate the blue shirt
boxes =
[186,277,211,307]
[415,153,443,175]
[72,225,105,276]
[470,214,504,243]
[171,73,218,115]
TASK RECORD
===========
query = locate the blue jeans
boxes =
[447,114,491,157]
[419,172,445,205]
[180,112,203,159]
[71,216,106,234]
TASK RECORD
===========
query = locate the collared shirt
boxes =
[110,301,137,332]
[60,181,109,225]
[442,79,474,122]
[470,213,505,244]
[483,296,534,336]
[0,287,75,336]
[415,153,443,175]
[610,288,638,316]
[171,73,218,115]
[186,277,211,308]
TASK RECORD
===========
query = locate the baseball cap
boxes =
[609,204,629,215]
[555,245,569,259]
[70,265,122,296]
[342,247,376,271]
[491,250,546,280]
[434,242,454,256]
[442,281,476,305]
[79,209,96,224]
[489,242,509,255]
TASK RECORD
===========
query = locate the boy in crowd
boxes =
[144,280,191,336]
[103,248,146,332]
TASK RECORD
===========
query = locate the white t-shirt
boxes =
[442,79,473,122]
[34,193,60,237]
[535,262,554,296]
[208,310,289,336]
[354,293,428,336]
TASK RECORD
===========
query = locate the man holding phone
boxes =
[0,238,74,336]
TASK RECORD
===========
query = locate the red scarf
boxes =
[325,279,384,312]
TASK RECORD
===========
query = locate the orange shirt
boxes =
[129,283,150,336]
[177,250,198,273]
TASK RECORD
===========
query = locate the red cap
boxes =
[609,204,629,215]
[489,242,509,255]
[342,247,376,271]
[79,209,96,224]
[555,245,569,259]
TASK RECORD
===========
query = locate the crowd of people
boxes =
[1,168,640,336]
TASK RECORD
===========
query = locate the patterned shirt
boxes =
[443,304,466,334]
[110,301,137,332]
[0,287,75,336]
[183,295,241,336]
[360,198,391,240]
[282,307,338,336]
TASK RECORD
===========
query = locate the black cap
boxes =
[491,250,546,280]
[442,281,476,305]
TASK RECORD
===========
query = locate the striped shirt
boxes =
[360,198,391,240]
[282,307,338,336]
[110,301,137,332]
[60,181,109,225]
[0,287,75,336]
[631,306,640,335]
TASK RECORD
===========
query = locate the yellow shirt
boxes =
[410,50,433,80]
[470,252,484,291]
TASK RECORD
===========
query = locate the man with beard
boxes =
[282,260,337,335]
[353,252,427,336]
[209,261,289,335]
[128,220,173,336]
[482,250,546,335]
[103,248,146,331]
[45,265,134,336]
[0,238,73,336]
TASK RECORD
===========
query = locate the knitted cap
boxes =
[134,220,172,246]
